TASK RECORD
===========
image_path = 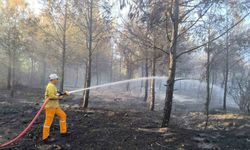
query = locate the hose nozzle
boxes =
[57,91,70,96]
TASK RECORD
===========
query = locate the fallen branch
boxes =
[155,142,168,148]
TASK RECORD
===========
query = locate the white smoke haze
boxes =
[64,77,238,112]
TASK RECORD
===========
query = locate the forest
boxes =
[0,0,250,149]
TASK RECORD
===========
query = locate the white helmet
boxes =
[49,74,59,80]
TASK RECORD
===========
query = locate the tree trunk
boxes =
[82,63,88,100]
[82,0,93,108]
[7,49,11,90]
[162,53,177,127]
[140,63,144,92]
[144,57,149,101]
[83,58,92,108]
[60,0,68,91]
[99,72,102,84]
[10,48,16,98]
[162,0,179,127]
[205,49,210,128]
[205,27,211,129]
[223,52,229,111]
[223,23,230,112]
[110,50,113,82]
[7,30,11,90]
[42,57,47,88]
[30,53,34,86]
[10,25,18,98]
[119,57,122,80]
[149,46,156,111]
[126,63,131,91]
[95,53,99,85]
[74,64,79,88]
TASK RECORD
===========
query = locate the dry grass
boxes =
[210,113,249,120]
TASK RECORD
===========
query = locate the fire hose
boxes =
[0,77,168,149]
[0,98,49,149]
[0,91,70,149]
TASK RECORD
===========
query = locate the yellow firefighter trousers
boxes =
[43,108,67,140]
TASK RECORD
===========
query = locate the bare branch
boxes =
[178,3,212,38]
[176,11,250,58]
[179,1,202,22]
[175,77,200,82]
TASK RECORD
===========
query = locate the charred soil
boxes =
[0,89,250,150]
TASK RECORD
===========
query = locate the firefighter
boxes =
[43,74,70,143]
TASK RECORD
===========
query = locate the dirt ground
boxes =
[0,87,250,150]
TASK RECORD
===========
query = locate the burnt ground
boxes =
[0,88,250,150]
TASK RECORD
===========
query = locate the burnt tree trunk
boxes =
[10,47,16,98]
[126,63,132,91]
[144,57,149,101]
[205,26,211,129]
[110,50,113,82]
[83,57,92,108]
[83,0,93,108]
[149,45,156,111]
[223,45,229,112]
[42,57,47,88]
[82,63,88,100]
[74,64,79,88]
[162,0,179,127]
[7,30,11,90]
[95,53,99,85]
[119,57,122,80]
[205,49,211,126]
[30,53,34,86]
[140,64,144,92]
[10,25,18,98]
[7,48,11,90]
[223,20,230,112]
[60,0,68,91]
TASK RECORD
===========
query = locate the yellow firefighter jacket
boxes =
[45,82,60,109]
